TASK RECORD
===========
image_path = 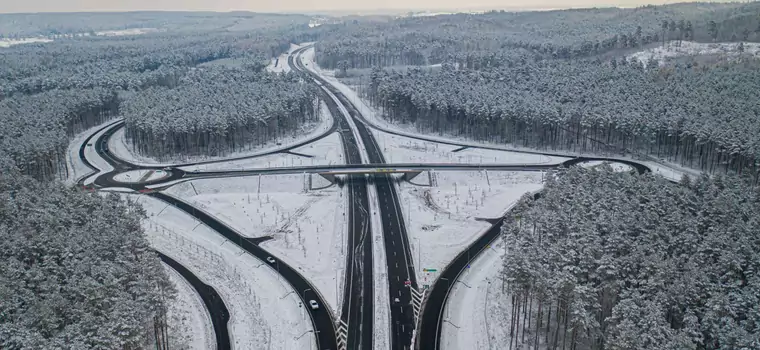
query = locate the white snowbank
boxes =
[132,194,314,349]
[95,28,153,36]
[113,169,170,183]
[629,41,760,66]
[165,174,345,314]
[441,239,512,350]
[65,119,119,185]
[399,171,543,284]
[163,262,215,350]
[109,101,334,167]
[579,160,633,173]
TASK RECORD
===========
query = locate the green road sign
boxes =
[423,268,437,272]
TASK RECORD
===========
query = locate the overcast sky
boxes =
[0,0,717,14]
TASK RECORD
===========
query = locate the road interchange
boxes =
[74,44,655,350]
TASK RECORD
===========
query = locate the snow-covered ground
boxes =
[132,193,314,349]
[113,169,170,183]
[369,185,391,349]
[440,239,512,350]
[165,174,344,314]
[179,131,344,172]
[108,101,333,167]
[64,119,119,185]
[95,28,153,36]
[373,129,567,165]
[399,170,543,284]
[81,123,118,186]
[579,161,633,173]
[0,37,53,47]
[629,41,760,66]
[163,262,215,350]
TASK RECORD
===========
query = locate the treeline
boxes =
[0,167,175,349]
[500,166,760,350]
[315,2,760,69]
[0,89,118,181]
[365,57,760,177]
[122,68,319,161]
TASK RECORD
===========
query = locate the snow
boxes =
[95,28,153,36]
[81,123,117,186]
[629,41,760,66]
[163,262,215,350]
[112,169,170,183]
[0,37,53,48]
[165,174,345,314]
[440,239,512,350]
[373,129,567,165]
[579,160,633,173]
[399,170,543,284]
[108,101,334,167]
[131,193,315,349]
[64,119,119,185]
[179,130,344,173]
[368,185,391,349]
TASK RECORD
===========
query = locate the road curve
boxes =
[157,252,231,350]
[149,192,339,350]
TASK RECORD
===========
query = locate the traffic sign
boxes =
[404,280,411,286]
[423,268,437,272]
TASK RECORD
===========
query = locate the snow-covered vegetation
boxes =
[0,171,174,348]
[500,166,760,350]
[121,68,319,160]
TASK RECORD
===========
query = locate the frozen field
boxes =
[629,41,760,66]
[398,170,543,283]
[165,174,345,314]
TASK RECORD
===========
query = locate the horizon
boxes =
[0,0,738,15]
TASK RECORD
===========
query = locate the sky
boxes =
[0,0,725,14]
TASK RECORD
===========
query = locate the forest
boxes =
[500,167,760,350]
[364,56,760,177]
[315,2,760,69]
[0,166,175,349]
[122,68,319,160]
[0,13,323,180]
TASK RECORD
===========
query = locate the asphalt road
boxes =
[293,45,418,349]
[157,252,231,350]
[149,192,339,350]
[291,45,374,350]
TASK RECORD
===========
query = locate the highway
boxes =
[290,45,375,350]
[292,45,419,349]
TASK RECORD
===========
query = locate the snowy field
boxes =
[373,129,566,165]
[113,169,170,183]
[1,29,151,48]
[64,119,119,185]
[163,262,215,350]
[398,170,543,284]
[440,239,513,350]
[131,193,315,349]
[109,102,333,167]
[95,28,153,36]
[179,131,344,172]
[165,175,345,314]
[629,41,760,66]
